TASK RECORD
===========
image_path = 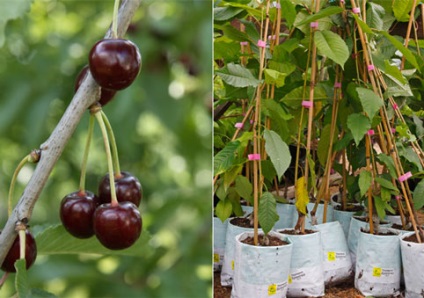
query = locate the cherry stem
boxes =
[18,229,26,261]
[8,155,31,217]
[94,111,119,206]
[0,272,9,288]
[112,0,121,38]
[101,111,121,177]
[79,115,95,193]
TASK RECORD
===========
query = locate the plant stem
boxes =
[79,115,95,193]
[7,155,31,217]
[94,111,119,206]
[0,0,142,265]
[101,111,121,177]
[18,229,26,260]
[112,0,121,38]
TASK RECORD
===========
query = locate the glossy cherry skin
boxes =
[75,65,117,106]
[93,202,142,250]
[60,191,100,238]
[88,39,141,90]
[98,171,142,207]
[1,230,37,273]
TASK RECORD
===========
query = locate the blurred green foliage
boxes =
[0,0,212,297]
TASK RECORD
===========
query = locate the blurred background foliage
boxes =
[0,0,212,297]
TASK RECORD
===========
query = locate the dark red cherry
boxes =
[88,39,141,90]
[1,230,37,272]
[93,202,142,250]
[60,191,100,238]
[75,65,117,106]
[98,171,142,207]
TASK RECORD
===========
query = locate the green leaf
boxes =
[373,195,387,220]
[295,6,343,27]
[215,198,233,222]
[393,0,414,22]
[223,165,243,192]
[280,0,296,28]
[36,224,152,256]
[264,69,287,88]
[0,0,32,47]
[235,175,253,201]
[31,289,58,298]
[375,177,399,193]
[413,179,424,210]
[15,259,30,298]
[399,146,423,171]
[214,6,244,21]
[216,63,261,88]
[214,140,241,175]
[347,113,371,146]
[263,129,291,181]
[359,171,372,197]
[366,2,385,30]
[258,192,279,235]
[317,124,338,167]
[314,30,349,69]
[377,153,397,178]
[379,30,419,70]
[356,87,384,119]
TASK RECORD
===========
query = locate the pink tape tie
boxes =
[272,1,281,8]
[240,41,248,46]
[250,119,254,124]
[367,64,375,71]
[367,129,375,136]
[399,171,412,182]
[334,82,342,88]
[352,7,360,14]
[391,127,396,134]
[234,122,244,129]
[268,35,277,40]
[340,0,345,3]
[395,195,401,201]
[310,22,319,29]
[257,40,266,48]
[392,103,398,110]
[248,154,261,161]
[302,100,313,108]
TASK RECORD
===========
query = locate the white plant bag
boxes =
[221,218,262,286]
[333,209,356,241]
[347,216,390,265]
[274,203,296,230]
[355,228,401,297]
[315,221,353,285]
[213,217,228,272]
[231,231,293,298]
[278,229,325,297]
[400,232,424,298]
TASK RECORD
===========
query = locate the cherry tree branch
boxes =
[0,0,142,265]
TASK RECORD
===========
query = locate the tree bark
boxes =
[0,0,142,265]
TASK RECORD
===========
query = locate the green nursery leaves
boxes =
[413,179,424,210]
[216,63,261,88]
[347,113,371,146]
[263,129,291,181]
[314,30,349,69]
[356,87,384,119]
[393,0,414,22]
[214,140,241,175]
[216,199,233,222]
[258,192,279,235]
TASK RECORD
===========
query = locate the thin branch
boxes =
[0,0,142,265]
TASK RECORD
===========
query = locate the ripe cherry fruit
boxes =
[98,171,142,207]
[1,230,37,273]
[60,191,100,238]
[75,65,117,106]
[93,201,142,250]
[88,39,141,90]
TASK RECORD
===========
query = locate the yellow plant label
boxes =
[268,284,277,296]
[327,251,336,262]
[213,253,220,263]
[231,260,234,270]
[288,275,292,284]
[373,267,382,277]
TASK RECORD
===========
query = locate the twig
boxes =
[0,0,142,265]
